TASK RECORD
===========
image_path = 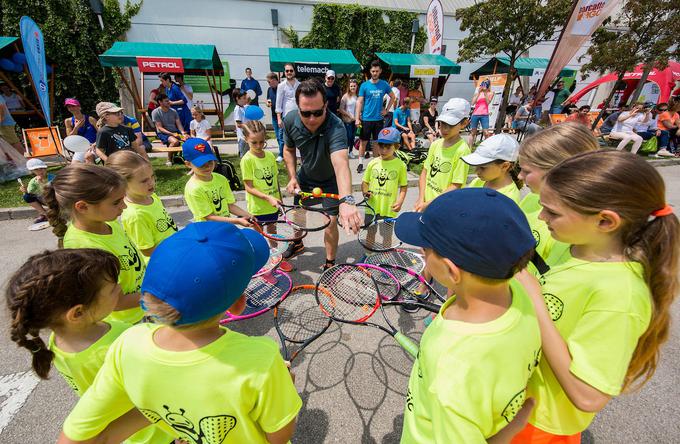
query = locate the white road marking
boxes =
[0,371,40,435]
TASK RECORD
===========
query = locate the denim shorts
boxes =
[470,114,489,130]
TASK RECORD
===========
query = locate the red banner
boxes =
[136,57,184,73]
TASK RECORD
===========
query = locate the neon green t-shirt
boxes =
[121,194,177,262]
[362,157,408,217]
[63,222,145,323]
[527,245,652,435]
[63,324,303,443]
[240,151,279,216]
[184,173,236,221]
[401,280,541,443]
[519,192,560,261]
[467,177,521,204]
[422,138,471,203]
[49,321,172,444]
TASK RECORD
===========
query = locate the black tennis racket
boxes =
[273,285,332,364]
[361,249,426,273]
[357,263,442,313]
[277,202,332,232]
[376,263,446,304]
[358,218,401,252]
[315,264,419,358]
[251,219,307,242]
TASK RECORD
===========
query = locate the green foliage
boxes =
[0,0,141,124]
[283,3,427,69]
[580,0,680,77]
[455,0,571,131]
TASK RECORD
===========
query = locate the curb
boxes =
[1,174,421,221]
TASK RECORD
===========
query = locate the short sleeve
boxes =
[568,308,648,395]
[450,147,471,186]
[398,163,408,187]
[128,118,141,133]
[240,156,254,181]
[26,177,41,195]
[185,187,215,221]
[362,161,373,183]
[250,347,302,433]
[358,82,367,98]
[190,121,197,131]
[62,341,136,441]
[283,117,295,148]
[95,129,107,150]
[328,120,348,154]
[220,176,236,205]
[151,109,161,123]
[430,405,488,444]
[122,212,155,251]
[234,106,244,123]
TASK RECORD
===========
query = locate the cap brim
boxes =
[189,153,218,167]
[461,152,495,166]
[436,115,464,126]
[240,228,270,274]
[395,212,433,249]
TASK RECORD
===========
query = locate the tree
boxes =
[579,0,679,126]
[281,4,426,73]
[455,0,571,133]
[0,0,141,125]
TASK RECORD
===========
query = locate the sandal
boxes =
[321,258,336,271]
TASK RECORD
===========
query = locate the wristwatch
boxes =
[340,195,356,205]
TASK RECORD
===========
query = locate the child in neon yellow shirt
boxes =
[45,164,146,323]
[6,248,172,444]
[395,188,541,443]
[106,151,177,262]
[183,137,254,226]
[362,127,407,219]
[415,98,471,212]
[512,150,678,443]
[463,133,522,204]
[57,222,302,444]
[517,123,598,260]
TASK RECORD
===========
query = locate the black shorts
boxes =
[360,120,384,141]
[294,174,340,216]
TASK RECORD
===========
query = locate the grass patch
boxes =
[0,154,292,209]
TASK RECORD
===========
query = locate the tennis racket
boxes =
[375,263,446,304]
[220,269,292,323]
[361,249,425,273]
[358,218,401,252]
[277,203,332,232]
[273,285,332,363]
[251,219,307,242]
[315,264,419,358]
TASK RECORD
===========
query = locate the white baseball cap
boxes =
[326,69,336,78]
[462,134,520,165]
[26,158,47,170]
[437,98,471,126]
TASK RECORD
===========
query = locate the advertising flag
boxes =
[426,0,444,55]
[20,16,50,126]
[536,0,620,102]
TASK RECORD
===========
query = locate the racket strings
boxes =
[261,222,299,241]
[317,265,378,321]
[363,250,425,273]
[242,274,289,314]
[360,266,400,300]
[358,220,399,250]
[385,267,424,297]
[277,290,329,342]
[284,208,330,230]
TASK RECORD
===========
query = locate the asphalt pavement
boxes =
[1,164,679,443]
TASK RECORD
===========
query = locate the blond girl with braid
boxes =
[44,164,146,323]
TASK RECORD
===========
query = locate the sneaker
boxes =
[656,149,674,157]
[401,296,420,313]
[348,152,357,159]
[282,241,305,259]
[276,156,283,162]
[33,214,47,224]
[356,163,364,174]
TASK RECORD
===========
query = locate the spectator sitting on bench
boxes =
[152,93,188,166]
[393,98,416,150]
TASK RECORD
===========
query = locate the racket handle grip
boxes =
[394,332,419,358]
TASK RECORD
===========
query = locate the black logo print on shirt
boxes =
[406,387,415,412]
[140,405,237,444]
[543,293,564,321]
[117,244,142,273]
[255,166,276,187]
[501,389,526,423]
[155,209,178,232]
[210,189,225,213]
[532,229,540,247]
[372,168,397,187]
[428,156,452,178]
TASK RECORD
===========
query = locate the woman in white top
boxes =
[339,79,359,158]
[610,103,650,154]
[190,106,212,141]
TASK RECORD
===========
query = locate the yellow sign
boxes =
[410,64,440,78]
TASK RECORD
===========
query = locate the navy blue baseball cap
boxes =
[377,127,401,144]
[395,188,534,279]
[182,138,217,167]
[141,222,269,325]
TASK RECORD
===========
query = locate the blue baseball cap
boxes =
[141,222,269,325]
[377,127,401,144]
[182,138,217,167]
[395,188,535,279]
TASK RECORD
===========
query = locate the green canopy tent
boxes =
[268,47,362,74]
[99,41,228,132]
[0,36,56,122]
[376,52,462,99]
[469,56,576,79]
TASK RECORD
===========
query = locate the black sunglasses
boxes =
[285,69,295,73]
[300,108,324,118]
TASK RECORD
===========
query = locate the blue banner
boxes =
[20,16,50,126]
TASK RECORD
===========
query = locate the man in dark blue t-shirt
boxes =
[240,67,262,105]
[355,60,396,173]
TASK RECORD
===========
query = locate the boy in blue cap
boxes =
[183,137,254,226]
[57,222,302,444]
[395,188,541,443]
[361,127,408,225]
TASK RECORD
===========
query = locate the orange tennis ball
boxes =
[312,187,322,197]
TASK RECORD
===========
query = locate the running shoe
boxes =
[282,241,305,259]
[356,163,364,174]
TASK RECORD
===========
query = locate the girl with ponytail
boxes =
[44,163,146,323]
[6,249,173,443]
[513,150,679,443]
